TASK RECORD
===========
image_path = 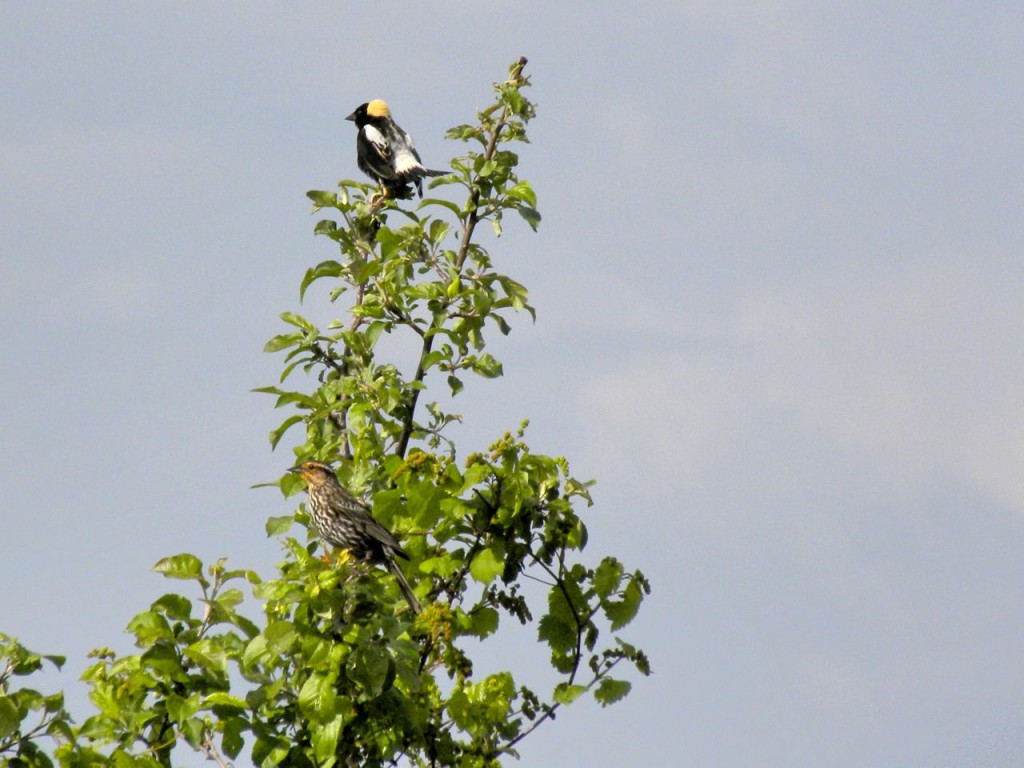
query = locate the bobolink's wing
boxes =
[403,128,426,164]
[390,127,428,180]
[363,124,391,159]
[358,124,400,182]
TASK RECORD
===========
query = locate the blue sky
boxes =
[3,4,1023,766]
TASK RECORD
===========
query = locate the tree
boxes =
[0,58,651,768]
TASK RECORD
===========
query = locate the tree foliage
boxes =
[1,59,651,768]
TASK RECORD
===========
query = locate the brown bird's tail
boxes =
[388,559,422,615]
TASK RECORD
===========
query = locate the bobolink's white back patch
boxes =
[393,149,421,174]
[363,124,389,154]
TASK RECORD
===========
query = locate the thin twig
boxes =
[0,710,61,755]
[505,657,623,751]
[395,88,517,458]
[309,342,345,375]
[530,554,585,685]
[200,734,234,768]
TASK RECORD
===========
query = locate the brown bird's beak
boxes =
[287,465,302,474]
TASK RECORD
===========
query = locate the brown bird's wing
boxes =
[348,502,410,561]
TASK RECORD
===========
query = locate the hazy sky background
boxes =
[3,4,1023,767]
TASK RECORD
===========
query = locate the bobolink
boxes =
[345,100,445,199]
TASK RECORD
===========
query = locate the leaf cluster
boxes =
[0,634,69,766]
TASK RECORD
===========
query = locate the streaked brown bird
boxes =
[288,460,422,614]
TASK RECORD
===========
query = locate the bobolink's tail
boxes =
[388,558,422,615]
[422,168,448,178]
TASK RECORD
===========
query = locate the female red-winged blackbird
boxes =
[345,100,446,199]
[288,460,422,614]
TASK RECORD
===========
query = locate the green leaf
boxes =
[444,124,482,142]
[428,218,450,244]
[141,642,185,678]
[492,313,511,336]
[166,692,202,724]
[222,715,246,758]
[312,714,344,763]
[593,557,624,598]
[263,333,298,353]
[565,475,595,505]
[419,197,463,218]
[151,593,192,621]
[472,353,503,378]
[312,218,337,236]
[14,689,43,712]
[306,190,337,208]
[348,646,391,698]
[279,311,316,332]
[506,181,537,207]
[241,635,269,671]
[517,205,542,231]
[552,682,587,705]
[547,580,585,628]
[185,639,228,675]
[263,621,299,653]
[496,275,530,309]
[537,615,576,653]
[300,261,344,301]
[469,547,504,585]
[153,554,203,581]
[47,715,73,745]
[404,482,444,528]
[41,691,64,715]
[269,415,304,449]
[418,556,458,578]
[446,275,462,299]
[298,672,337,722]
[594,677,632,706]
[375,227,401,260]
[634,649,652,676]
[604,578,644,630]
[470,607,499,638]
[203,692,248,711]
[265,515,295,537]
[253,734,291,768]
[0,694,20,740]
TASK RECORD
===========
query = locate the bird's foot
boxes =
[321,549,354,567]
[334,550,354,567]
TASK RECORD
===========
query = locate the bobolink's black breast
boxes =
[356,123,397,183]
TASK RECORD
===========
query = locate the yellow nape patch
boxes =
[367,99,390,118]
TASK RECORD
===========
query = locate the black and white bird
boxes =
[345,100,446,199]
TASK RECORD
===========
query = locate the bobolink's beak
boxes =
[345,111,357,122]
